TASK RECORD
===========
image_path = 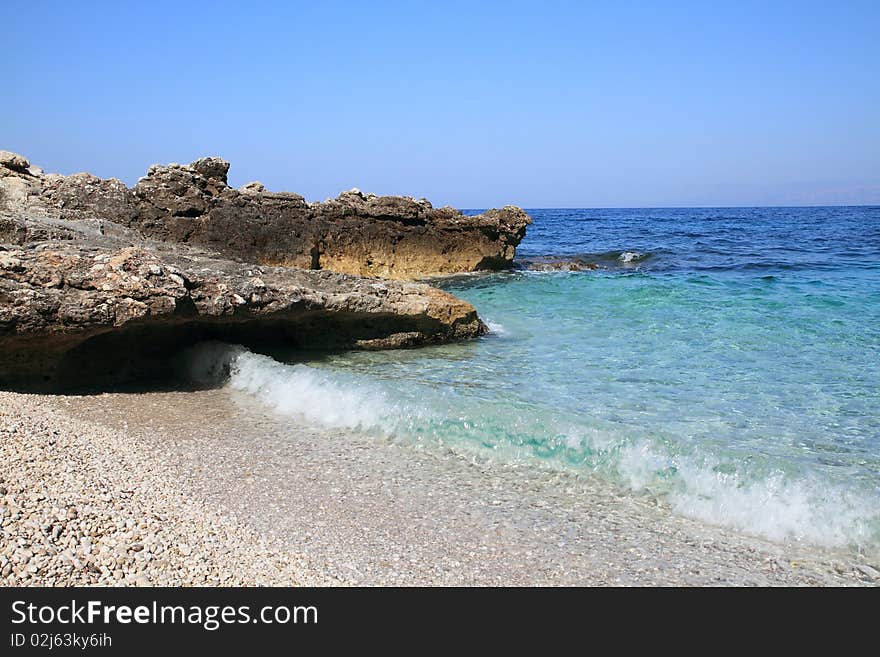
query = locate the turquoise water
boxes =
[210,207,880,551]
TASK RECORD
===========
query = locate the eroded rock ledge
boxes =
[1,151,531,279]
[0,151,488,391]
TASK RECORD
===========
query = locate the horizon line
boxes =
[461,203,880,211]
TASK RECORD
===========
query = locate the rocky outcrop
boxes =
[0,153,489,391]
[1,152,531,279]
[0,152,139,229]
[128,159,530,279]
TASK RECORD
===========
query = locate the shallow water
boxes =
[53,387,869,585]
[194,206,880,553]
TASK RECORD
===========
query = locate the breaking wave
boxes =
[186,343,880,552]
[484,320,509,336]
[617,251,647,263]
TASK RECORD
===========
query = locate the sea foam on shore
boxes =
[187,343,880,553]
[41,386,880,586]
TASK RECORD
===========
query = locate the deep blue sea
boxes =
[214,207,880,552]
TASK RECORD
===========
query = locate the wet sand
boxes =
[43,388,879,586]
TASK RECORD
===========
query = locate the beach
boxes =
[0,391,337,586]
[2,388,876,587]
[2,153,879,589]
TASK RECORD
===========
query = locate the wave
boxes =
[612,439,878,548]
[484,319,509,336]
[186,343,880,552]
[513,250,880,275]
[223,348,404,433]
[516,250,656,272]
[617,251,647,263]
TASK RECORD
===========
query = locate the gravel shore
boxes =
[2,388,878,587]
[0,391,338,586]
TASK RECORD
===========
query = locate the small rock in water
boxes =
[618,251,643,263]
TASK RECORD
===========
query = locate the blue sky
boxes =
[4,1,879,207]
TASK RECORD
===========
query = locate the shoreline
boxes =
[3,389,877,586]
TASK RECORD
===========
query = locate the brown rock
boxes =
[0,151,527,390]
[239,181,266,194]
[0,151,30,175]
[2,152,531,280]
[130,159,531,279]
[190,157,230,184]
[0,215,485,390]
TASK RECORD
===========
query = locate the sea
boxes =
[193,206,880,553]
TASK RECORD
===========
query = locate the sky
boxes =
[3,1,879,208]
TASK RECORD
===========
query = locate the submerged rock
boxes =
[517,258,601,272]
[0,152,489,390]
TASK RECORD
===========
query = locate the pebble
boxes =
[2,389,875,588]
[0,392,326,586]
[856,564,880,580]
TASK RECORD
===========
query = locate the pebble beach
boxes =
[2,389,877,587]
[0,392,338,586]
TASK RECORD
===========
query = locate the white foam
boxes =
[612,439,879,548]
[185,343,880,550]
[227,350,399,433]
[485,320,509,336]
[618,251,644,263]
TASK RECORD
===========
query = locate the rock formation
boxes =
[129,158,530,279]
[0,152,495,391]
[1,151,531,280]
